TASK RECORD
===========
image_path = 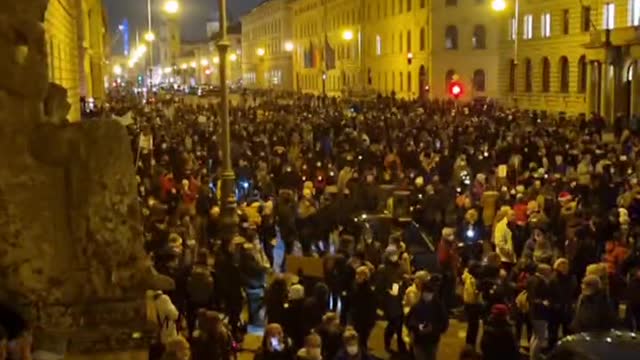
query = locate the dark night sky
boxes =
[105,0,263,48]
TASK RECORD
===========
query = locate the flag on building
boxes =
[324,35,336,70]
[304,41,314,68]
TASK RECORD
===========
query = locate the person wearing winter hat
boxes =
[406,278,449,360]
[283,284,307,350]
[572,274,617,333]
[375,245,407,354]
[438,227,459,310]
[481,304,519,360]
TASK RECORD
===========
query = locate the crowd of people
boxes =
[111,91,640,360]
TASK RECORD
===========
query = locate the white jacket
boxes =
[494,217,516,264]
[155,293,179,344]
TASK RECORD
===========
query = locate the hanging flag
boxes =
[312,41,321,68]
[324,35,336,70]
[304,41,313,68]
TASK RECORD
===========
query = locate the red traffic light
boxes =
[449,81,463,99]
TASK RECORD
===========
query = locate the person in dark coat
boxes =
[349,266,377,351]
[480,304,519,360]
[303,282,330,336]
[214,246,244,339]
[406,278,449,360]
[375,246,408,354]
[283,284,306,350]
[265,275,289,326]
[191,311,234,360]
[548,258,578,349]
[572,275,617,333]
[315,312,343,360]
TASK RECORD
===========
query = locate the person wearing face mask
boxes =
[406,278,449,360]
[315,313,343,360]
[375,246,408,354]
[296,333,323,360]
[254,324,295,360]
[334,328,373,360]
[349,266,377,352]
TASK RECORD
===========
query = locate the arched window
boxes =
[541,57,551,92]
[445,25,458,49]
[473,69,486,91]
[472,25,487,49]
[559,56,570,92]
[509,59,516,92]
[524,58,532,92]
[445,69,456,89]
[577,55,587,93]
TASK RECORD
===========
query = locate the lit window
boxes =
[541,12,551,38]
[509,17,516,40]
[631,0,640,25]
[523,14,533,39]
[376,35,382,55]
[603,3,615,29]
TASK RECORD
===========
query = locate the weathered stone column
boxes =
[0,2,170,359]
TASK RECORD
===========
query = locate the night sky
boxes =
[105,0,263,49]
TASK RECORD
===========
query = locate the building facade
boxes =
[158,9,181,68]
[497,0,640,118]
[431,0,502,100]
[365,0,431,98]
[245,0,640,119]
[241,0,295,90]
[45,0,108,121]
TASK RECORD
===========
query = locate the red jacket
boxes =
[603,241,629,275]
[513,202,528,225]
[438,240,459,273]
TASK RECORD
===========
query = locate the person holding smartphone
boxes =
[254,324,295,360]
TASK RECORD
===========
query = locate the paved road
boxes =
[238,319,468,360]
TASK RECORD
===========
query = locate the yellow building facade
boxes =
[45,0,107,121]
[248,0,640,119]
[497,0,640,118]
[241,0,295,90]
[431,0,503,100]
[291,0,432,98]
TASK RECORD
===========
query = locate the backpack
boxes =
[187,267,214,305]
[515,290,529,313]
[463,273,479,304]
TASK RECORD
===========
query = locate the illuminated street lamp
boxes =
[128,60,136,68]
[342,30,354,41]
[256,48,265,57]
[284,41,294,52]
[180,63,188,69]
[163,67,172,74]
[201,58,209,66]
[113,64,123,75]
[213,56,220,64]
[190,61,197,68]
[491,0,506,10]
[492,0,518,103]
[229,53,237,62]
[144,31,155,42]
[216,0,238,245]
[163,0,180,14]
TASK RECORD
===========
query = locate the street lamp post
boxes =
[217,0,238,245]
[492,0,519,105]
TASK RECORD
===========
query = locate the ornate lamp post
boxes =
[217,0,238,245]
